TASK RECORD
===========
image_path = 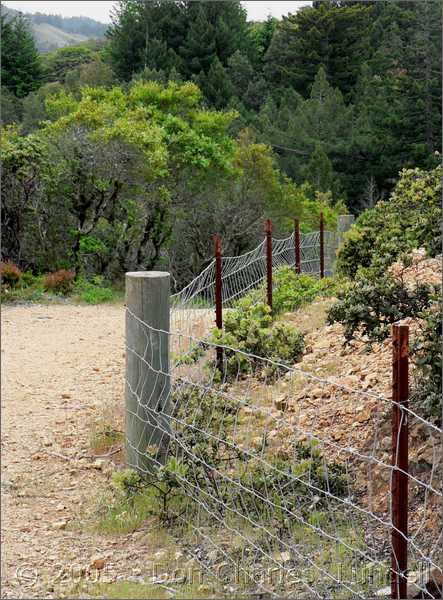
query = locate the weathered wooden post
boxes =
[294,218,301,275]
[319,212,325,279]
[266,219,273,311]
[391,323,409,600]
[125,271,171,473]
[213,234,223,373]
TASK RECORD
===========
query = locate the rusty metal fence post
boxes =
[391,323,409,600]
[265,219,273,311]
[294,218,301,275]
[213,235,223,373]
[319,211,325,278]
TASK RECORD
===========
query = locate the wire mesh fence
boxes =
[125,293,442,598]
[171,229,337,340]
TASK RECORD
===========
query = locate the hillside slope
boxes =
[1,5,106,52]
[31,22,89,52]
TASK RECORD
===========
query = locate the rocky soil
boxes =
[1,253,441,598]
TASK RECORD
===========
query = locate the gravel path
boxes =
[0,303,144,599]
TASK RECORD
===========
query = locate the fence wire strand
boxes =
[125,298,442,597]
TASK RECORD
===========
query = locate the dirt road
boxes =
[0,303,143,598]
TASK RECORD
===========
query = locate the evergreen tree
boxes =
[264,0,372,99]
[1,13,42,98]
[107,0,184,81]
[248,16,278,66]
[196,57,234,109]
[228,50,254,98]
[179,3,216,76]
[303,144,336,194]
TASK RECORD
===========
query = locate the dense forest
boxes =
[1,0,442,289]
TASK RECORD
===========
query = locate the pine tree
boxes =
[1,13,42,98]
[179,4,216,76]
[107,0,184,81]
[227,50,255,97]
[303,144,336,194]
[264,0,372,99]
[196,57,234,109]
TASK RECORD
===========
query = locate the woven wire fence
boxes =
[171,230,337,340]
[125,307,442,598]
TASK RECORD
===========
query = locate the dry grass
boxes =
[281,298,335,335]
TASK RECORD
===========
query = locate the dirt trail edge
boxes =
[0,303,149,599]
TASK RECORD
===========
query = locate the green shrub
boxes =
[43,269,75,294]
[335,210,380,278]
[244,267,335,316]
[210,298,304,380]
[115,385,346,529]
[112,469,144,498]
[0,260,23,287]
[236,441,347,521]
[411,299,442,424]
[336,165,442,278]
[21,270,40,286]
[271,267,335,314]
[327,270,437,343]
[81,284,114,304]
[74,275,115,304]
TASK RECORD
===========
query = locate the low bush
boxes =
[244,267,335,316]
[411,299,442,424]
[210,298,304,380]
[327,270,437,343]
[43,269,75,294]
[0,261,23,288]
[109,385,346,529]
[328,261,441,423]
[336,165,441,278]
[236,441,347,521]
[271,268,335,315]
[74,275,115,304]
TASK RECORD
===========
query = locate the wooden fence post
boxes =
[266,219,273,311]
[214,234,223,372]
[125,271,171,473]
[294,218,301,274]
[319,211,325,278]
[391,323,409,600]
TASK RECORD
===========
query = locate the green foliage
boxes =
[327,270,437,344]
[264,1,373,100]
[74,276,116,304]
[210,298,304,380]
[0,13,42,98]
[329,263,441,423]
[42,44,96,84]
[336,165,442,278]
[106,385,346,536]
[236,441,347,521]
[1,81,242,280]
[249,267,335,316]
[112,468,144,498]
[411,299,442,423]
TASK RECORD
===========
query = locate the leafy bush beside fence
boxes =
[329,165,442,422]
[336,166,442,278]
[210,298,304,380]
[247,266,335,316]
